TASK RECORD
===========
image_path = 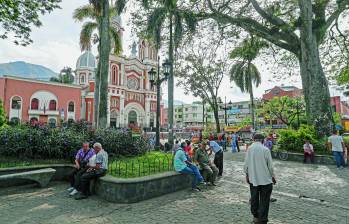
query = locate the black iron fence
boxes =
[108,154,174,178]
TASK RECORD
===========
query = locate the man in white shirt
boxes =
[207,140,223,176]
[244,133,276,224]
[328,130,346,169]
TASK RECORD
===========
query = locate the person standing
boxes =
[207,140,224,176]
[221,133,227,152]
[328,130,346,169]
[303,139,315,164]
[244,133,276,224]
[194,142,218,185]
[231,132,238,153]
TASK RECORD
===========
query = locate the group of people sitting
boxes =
[173,139,224,191]
[67,142,108,200]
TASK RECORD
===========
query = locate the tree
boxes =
[50,67,74,84]
[73,3,122,55]
[190,0,349,136]
[0,100,6,127]
[176,34,229,133]
[141,0,197,145]
[261,96,305,127]
[0,0,61,46]
[229,36,266,129]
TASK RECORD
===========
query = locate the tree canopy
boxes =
[0,0,61,46]
[50,67,74,84]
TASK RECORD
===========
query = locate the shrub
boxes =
[0,123,149,160]
[277,125,328,154]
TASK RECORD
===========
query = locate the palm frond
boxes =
[174,12,183,49]
[230,61,262,93]
[73,5,96,21]
[109,28,122,55]
[249,63,262,87]
[182,11,197,33]
[147,7,168,48]
[89,0,102,14]
[80,21,98,51]
[115,0,126,14]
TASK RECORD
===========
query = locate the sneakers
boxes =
[67,187,75,192]
[192,187,201,192]
[69,189,79,196]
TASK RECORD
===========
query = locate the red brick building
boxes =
[0,76,81,126]
[262,85,303,101]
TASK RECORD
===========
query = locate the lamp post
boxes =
[149,58,171,149]
[202,99,205,129]
[219,97,232,127]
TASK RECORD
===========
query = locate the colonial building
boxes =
[0,76,81,126]
[75,17,161,128]
[262,85,303,101]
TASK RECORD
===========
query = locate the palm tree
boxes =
[73,3,122,55]
[229,36,266,129]
[74,0,125,128]
[143,0,196,144]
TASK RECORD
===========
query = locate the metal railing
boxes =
[108,154,174,178]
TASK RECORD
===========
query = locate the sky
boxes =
[0,0,343,104]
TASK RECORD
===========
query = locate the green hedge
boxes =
[0,122,149,160]
[277,125,329,155]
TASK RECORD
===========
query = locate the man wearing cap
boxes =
[244,133,276,224]
[207,140,224,176]
[194,142,218,185]
[75,142,108,200]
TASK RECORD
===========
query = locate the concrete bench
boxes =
[0,168,56,187]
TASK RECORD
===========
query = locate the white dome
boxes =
[76,51,96,70]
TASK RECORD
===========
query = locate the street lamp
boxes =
[149,58,170,150]
[219,97,232,126]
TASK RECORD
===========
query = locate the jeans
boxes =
[201,164,219,183]
[214,150,223,176]
[250,183,273,223]
[231,143,237,153]
[333,151,345,168]
[70,168,86,188]
[180,165,204,188]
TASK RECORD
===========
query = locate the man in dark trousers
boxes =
[244,133,276,224]
[207,140,223,176]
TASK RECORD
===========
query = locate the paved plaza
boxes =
[1,152,349,224]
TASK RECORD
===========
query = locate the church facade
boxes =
[75,39,162,128]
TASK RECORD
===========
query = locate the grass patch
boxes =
[108,151,174,178]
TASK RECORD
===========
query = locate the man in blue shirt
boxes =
[207,140,224,176]
[174,143,204,191]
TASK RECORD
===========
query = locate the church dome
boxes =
[76,51,96,70]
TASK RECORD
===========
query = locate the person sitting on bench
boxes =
[75,142,108,200]
[67,142,95,196]
[194,142,218,186]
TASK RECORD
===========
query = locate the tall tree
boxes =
[229,36,266,129]
[190,0,349,136]
[176,34,229,133]
[73,3,122,55]
[142,0,197,145]
[0,0,61,46]
[50,67,75,84]
[85,0,111,128]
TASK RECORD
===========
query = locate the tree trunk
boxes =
[168,15,174,145]
[248,68,256,130]
[93,18,102,128]
[298,0,334,137]
[97,0,110,128]
[210,102,220,133]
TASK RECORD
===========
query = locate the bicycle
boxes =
[272,144,288,161]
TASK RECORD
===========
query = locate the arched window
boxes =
[68,101,74,112]
[11,96,21,109]
[31,98,39,110]
[111,65,118,85]
[49,100,57,111]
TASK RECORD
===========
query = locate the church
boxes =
[75,17,163,128]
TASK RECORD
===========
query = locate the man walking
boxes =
[328,130,346,169]
[207,140,224,176]
[194,142,218,185]
[244,133,276,224]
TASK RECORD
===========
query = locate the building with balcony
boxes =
[0,76,81,126]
